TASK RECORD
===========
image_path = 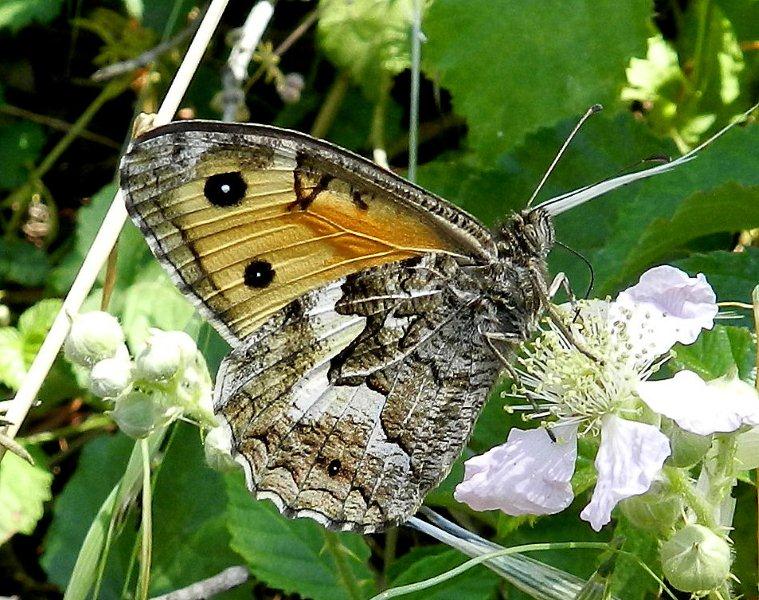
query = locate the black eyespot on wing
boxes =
[244,260,275,288]
[327,459,341,477]
[204,172,246,207]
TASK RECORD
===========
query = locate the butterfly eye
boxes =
[327,459,341,477]
[204,172,246,207]
[244,260,275,288]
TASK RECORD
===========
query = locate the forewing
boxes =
[215,254,500,533]
[119,120,496,345]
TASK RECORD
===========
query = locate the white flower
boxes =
[580,415,670,531]
[611,265,717,356]
[456,265,717,530]
[638,370,759,436]
[454,424,577,515]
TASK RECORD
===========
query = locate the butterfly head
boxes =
[496,208,555,262]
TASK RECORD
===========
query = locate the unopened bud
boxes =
[660,524,731,593]
[620,482,682,535]
[133,334,182,382]
[110,389,178,439]
[204,425,238,472]
[64,311,125,367]
[88,357,133,398]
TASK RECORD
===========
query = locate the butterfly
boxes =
[118,117,699,533]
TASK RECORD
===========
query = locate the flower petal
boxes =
[581,415,670,531]
[638,370,759,435]
[611,265,717,356]
[454,424,577,516]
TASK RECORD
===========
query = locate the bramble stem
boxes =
[324,531,364,600]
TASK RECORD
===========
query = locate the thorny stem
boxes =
[664,466,718,530]
[382,527,398,588]
[310,72,350,139]
[137,438,153,600]
[324,530,363,600]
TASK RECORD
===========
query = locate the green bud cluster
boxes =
[660,524,731,594]
[64,312,216,439]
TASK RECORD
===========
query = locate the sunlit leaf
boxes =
[423,0,650,160]
[0,446,52,543]
[0,0,63,32]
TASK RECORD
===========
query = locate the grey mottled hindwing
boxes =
[215,254,500,533]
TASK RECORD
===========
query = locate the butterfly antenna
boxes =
[525,103,604,208]
[556,240,595,299]
[539,101,759,216]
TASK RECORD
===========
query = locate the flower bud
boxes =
[660,524,731,593]
[620,482,682,535]
[88,357,133,398]
[64,311,125,367]
[204,425,239,472]
[133,335,182,382]
[662,418,712,468]
[110,389,178,439]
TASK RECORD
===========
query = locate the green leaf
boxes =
[0,445,52,543]
[226,471,376,600]
[731,481,758,599]
[609,517,659,600]
[0,0,63,32]
[556,119,759,295]
[318,0,415,99]
[0,121,45,188]
[669,324,755,381]
[50,182,118,294]
[0,238,50,286]
[18,298,62,360]
[387,546,499,600]
[42,433,136,598]
[149,425,252,599]
[423,0,650,160]
[0,327,25,389]
[613,182,759,286]
[119,276,195,350]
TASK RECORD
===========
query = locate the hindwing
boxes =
[215,254,500,532]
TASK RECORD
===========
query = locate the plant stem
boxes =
[371,75,391,168]
[382,527,398,588]
[137,438,153,600]
[664,466,717,529]
[0,104,120,148]
[310,72,350,139]
[20,414,112,444]
[324,531,363,600]
[407,0,422,183]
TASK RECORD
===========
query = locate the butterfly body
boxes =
[120,120,554,532]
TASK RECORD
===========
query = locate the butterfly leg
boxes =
[548,271,583,324]
[531,268,604,365]
[481,330,520,381]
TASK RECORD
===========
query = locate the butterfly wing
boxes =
[216,254,501,532]
[119,120,497,345]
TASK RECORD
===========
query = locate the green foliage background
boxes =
[0,0,757,598]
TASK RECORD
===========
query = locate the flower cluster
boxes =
[64,312,216,438]
[455,265,759,595]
